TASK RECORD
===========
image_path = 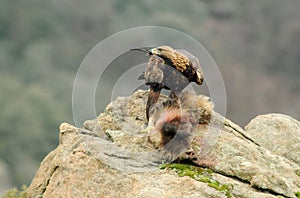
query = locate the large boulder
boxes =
[245,114,300,165]
[27,90,300,198]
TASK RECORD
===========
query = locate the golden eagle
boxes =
[131,45,204,122]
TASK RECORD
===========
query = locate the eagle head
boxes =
[150,46,175,57]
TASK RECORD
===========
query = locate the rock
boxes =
[27,90,300,198]
[245,114,300,165]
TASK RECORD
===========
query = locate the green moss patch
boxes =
[160,163,233,198]
[2,185,27,198]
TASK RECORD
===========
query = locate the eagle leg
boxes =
[146,87,161,122]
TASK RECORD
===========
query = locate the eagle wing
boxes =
[144,55,164,86]
[177,49,204,85]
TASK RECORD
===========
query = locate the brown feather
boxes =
[142,46,205,122]
[154,46,204,85]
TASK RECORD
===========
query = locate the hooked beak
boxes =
[149,48,160,55]
[130,47,152,55]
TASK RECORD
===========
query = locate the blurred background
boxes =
[0,0,299,193]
